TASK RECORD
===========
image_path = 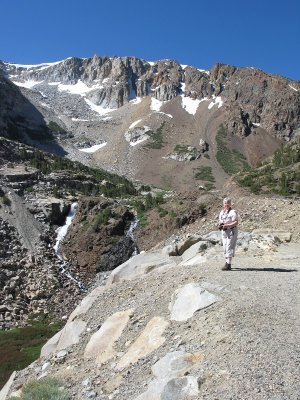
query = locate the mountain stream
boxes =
[53,202,86,292]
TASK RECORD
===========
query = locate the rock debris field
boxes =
[1,225,300,400]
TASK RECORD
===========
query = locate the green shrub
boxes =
[10,377,70,400]
[199,203,207,216]
[236,142,300,196]
[194,166,215,182]
[173,144,189,154]
[216,125,250,174]
[91,208,112,232]
[203,182,216,191]
[137,212,148,228]
[144,122,166,149]
[47,121,67,135]
[158,206,168,217]
[0,320,63,389]
[169,210,177,218]
[53,186,62,198]
[0,196,11,206]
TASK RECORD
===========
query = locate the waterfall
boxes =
[54,202,78,257]
[53,202,86,292]
[126,217,139,257]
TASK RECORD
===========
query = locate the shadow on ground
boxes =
[232,267,298,273]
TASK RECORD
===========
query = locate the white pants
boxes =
[222,228,238,262]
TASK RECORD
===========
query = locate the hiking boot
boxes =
[221,262,231,271]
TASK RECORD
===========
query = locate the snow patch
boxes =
[40,102,50,108]
[129,119,142,129]
[78,143,107,153]
[130,137,148,146]
[84,98,116,115]
[151,97,165,112]
[198,69,210,75]
[289,84,298,92]
[181,95,208,115]
[156,112,173,118]
[12,80,44,88]
[57,80,103,95]
[129,97,142,104]
[6,59,66,70]
[208,96,223,110]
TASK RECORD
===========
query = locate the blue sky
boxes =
[1,0,299,81]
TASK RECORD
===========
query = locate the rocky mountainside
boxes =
[0,55,300,398]
[1,197,300,399]
[1,136,300,399]
[1,56,300,191]
[1,135,300,329]
[0,138,141,329]
[0,71,51,142]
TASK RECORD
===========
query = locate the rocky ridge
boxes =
[2,57,300,140]
[1,56,300,192]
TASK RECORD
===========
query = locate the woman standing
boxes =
[218,197,238,270]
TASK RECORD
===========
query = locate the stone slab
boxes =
[169,283,219,321]
[116,317,169,371]
[84,309,134,365]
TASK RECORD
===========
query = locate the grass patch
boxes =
[194,166,215,182]
[0,319,63,390]
[9,377,70,400]
[137,212,148,228]
[216,125,250,174]
[157,206,168,217]
[0,195,11,206]
[143,122,166,150]
[203,182,216,191]
[236,142,300,196]
[90,208,112,232]
[173,144,190,154]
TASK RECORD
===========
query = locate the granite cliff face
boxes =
[1,56,299,139]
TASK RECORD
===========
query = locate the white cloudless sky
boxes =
[1,0,299,80]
